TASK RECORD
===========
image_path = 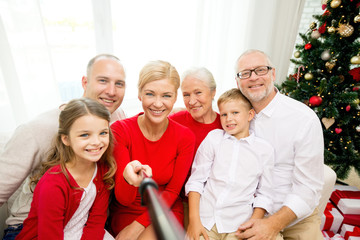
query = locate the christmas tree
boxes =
[279,0,360,179]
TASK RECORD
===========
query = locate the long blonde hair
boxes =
[31,98,116,191]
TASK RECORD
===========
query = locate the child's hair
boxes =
[30,98,116,191]
[217,88,253,110]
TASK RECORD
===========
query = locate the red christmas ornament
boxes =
[318,23,327,33]
[349,67,360,82]
[346,105,351,111]
[335,128,342,134]
[353,86,359,91]
[309,96,322,106]
[304,43,312,50]
[322,4,327,10]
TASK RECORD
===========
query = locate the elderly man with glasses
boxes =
[234,49,324,240]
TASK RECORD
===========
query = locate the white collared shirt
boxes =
[185,129,274,233]
[250,91,324,226]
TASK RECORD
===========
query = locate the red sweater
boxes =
[16,163,110,240]
[169,110,222,155]
[109,113,195,235]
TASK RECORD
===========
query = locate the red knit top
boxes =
[109,113,195,235]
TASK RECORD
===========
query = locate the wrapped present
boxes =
[334,185,359,191]
[342,214,360,228]
[330,189,360,215]
[321,202,344,233]
[322,230,345,239]
[340,224,360,240]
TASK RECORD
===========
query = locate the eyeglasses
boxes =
[236,66,272,79]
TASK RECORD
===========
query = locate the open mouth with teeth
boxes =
[150,109,165,115]
[86,147,103,153]
[100,98,116,103]
[226,124,236,130]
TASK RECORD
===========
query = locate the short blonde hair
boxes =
[217,88,252,110]
[138,60,180,94]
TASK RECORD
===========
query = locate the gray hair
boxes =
[181,67,216,91]
[235,49,274,72]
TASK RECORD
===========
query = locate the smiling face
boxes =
[139,78,177,125]
[181,76,216,123]
[82,58,126,114]
[219,99,254,140]
[235,51,276,107]
[61,114,110,165]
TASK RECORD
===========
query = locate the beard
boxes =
[239,81,274,103]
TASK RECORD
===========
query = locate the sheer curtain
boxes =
[0,0,305,135]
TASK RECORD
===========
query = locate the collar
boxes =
[255,88,281,119]
[223,131,255,145]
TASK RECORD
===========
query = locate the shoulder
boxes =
[275,94,320,125]
[168,110,188,121]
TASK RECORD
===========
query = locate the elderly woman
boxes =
[109,60,195,240]
[169,67,222,229]
[170,67,222,152]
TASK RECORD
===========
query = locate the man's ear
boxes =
[61,134,70,146]
[81,76,88,91]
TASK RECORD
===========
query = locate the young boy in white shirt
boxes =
[185,88,275,240]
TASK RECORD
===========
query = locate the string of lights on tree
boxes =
[279,0,360,179]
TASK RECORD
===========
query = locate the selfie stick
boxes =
[139,173,185,240]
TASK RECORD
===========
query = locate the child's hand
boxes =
[186,220,209,240]
[123,160,152,187]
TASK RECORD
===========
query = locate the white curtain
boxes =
[0,0,305,135]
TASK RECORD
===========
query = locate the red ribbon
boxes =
[330,190,360,205]
[323,202,335,231]
[344,226,360,240]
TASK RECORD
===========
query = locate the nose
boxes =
[91,135,101,145]
[153,96,163,108]
[189,94,197,105]
[226,114,233,122]
[106,83,116,96]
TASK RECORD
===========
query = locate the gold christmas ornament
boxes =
[330,0,341,8]
[353,98,360,105]
[350,55,360,64]
[337,23,354,37]
[328,26,336,34]
[304,72,314,80]
[310,22,317,30]
[325,61,336,70]
[355,14,360,23]
[322,117,335,129]
[294,51,300,58]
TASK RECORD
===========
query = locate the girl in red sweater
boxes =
[16,98,117,240]
[109,60,196,240]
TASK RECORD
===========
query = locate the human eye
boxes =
[98,78,107,83]
[220,113,227,117]
[232,111,239,115]
[240,71,250,79]
[79,133,89,137]
[196,91,202,95]
[256,67,268,74]
[116,81,125,88]
[183,93,190,97]
[164,94,172,98]
[100,131,109,136]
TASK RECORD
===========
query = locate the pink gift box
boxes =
[340,224,360,240]
[321,202,344,233]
